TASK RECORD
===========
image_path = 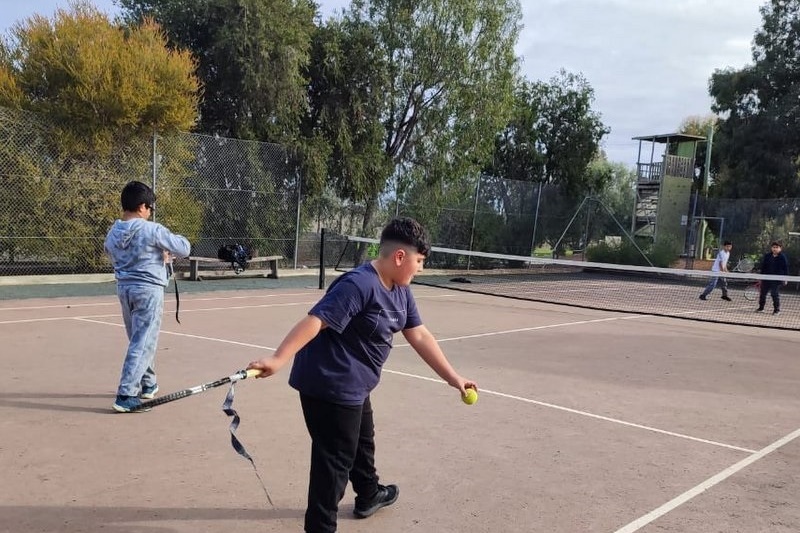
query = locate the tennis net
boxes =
[332,236,800,331]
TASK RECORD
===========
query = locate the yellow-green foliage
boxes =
[0,3,203,270]
[1,2,199,156]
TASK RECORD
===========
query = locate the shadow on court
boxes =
[0,506,301,533]
[0,392,114,414]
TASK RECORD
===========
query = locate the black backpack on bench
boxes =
[217,244,252,274]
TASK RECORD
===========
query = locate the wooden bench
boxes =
[177,255,283,281]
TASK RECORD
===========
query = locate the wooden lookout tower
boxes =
[631,132,705,249]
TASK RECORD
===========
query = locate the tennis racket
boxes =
[743,280,761,301]
[130,368,261,412]
[734,258,754,272]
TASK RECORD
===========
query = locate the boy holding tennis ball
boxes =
[247,217,477,533]
[105,181,191,413]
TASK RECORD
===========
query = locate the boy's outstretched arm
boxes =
[402,325,477,394]
[247,314,324,377]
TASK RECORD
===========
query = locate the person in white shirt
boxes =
[699,241,733,302]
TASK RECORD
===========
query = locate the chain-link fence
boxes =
[0,106,304,275]
[694,196,800,271]
[2,105,799,278]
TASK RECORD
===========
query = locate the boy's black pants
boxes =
[758,280,781,310]
[300,393,379,533]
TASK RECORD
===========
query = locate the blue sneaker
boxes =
[113,395,150,413]
[140,384,159,399]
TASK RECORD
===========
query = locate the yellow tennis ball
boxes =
[462,388,478,405]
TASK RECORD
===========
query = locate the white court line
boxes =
[614,427,800,532]
[0,301,118,311]
[383,369,756,454]
[396,315,648,345]
[0,292,456,323]
[74,311,756,454]
[75,317,279,350]
[0,292,317,312]
[0,301,317,325]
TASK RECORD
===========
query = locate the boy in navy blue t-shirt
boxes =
[247,217,477,533]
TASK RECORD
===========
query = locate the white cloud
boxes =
[517,0,764,163]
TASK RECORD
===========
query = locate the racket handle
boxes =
[245,368,263,379]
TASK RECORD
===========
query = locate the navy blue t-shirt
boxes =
[288,262,422,405]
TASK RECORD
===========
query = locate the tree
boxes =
[305,18,393,206]
[486,72,609,190]
[678,114,716,192]
[0,2,200,268]
[583,157,636,239]
[119,0,319,259]
[119,0,315,144]
[709,0,800,198]
[317,0,522,236]
[0,2,198,153]
[478,71,609,253]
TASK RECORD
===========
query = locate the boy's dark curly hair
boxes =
[380,217,431,257]
[121,181,156,212]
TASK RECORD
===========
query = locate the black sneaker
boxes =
[756,308,764,313]
[699,294,707,300]
[721,295,732,301]
[353,484,399,519]
[773,310,781,315]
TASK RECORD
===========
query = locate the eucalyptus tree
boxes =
[709,0,800,199]
[314,0,522,235]
[479,71,608,252]
[119,0,318,255]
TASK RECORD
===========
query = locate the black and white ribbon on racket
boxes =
[165,259,180,324]
[223,377,274,506]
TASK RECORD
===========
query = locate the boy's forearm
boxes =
[406,327,461,386]
[249,314,323,376]
[273,315,323,365]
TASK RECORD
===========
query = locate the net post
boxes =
[318,227,326,290]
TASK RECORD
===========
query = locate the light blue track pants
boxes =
[116,283,164,397]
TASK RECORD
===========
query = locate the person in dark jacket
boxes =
[757,241,789,315]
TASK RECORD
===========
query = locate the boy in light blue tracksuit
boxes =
[104,181,191,412]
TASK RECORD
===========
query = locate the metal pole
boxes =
[695,125,715,264]
[687,190,699,267]
[294,169,301,270]
[595,197,654,267]
[466,174,482,270]
[530,180,543,256]
[583,197,592,260]
[703,124,714,195]
[552,196,589,258]
[151,131,158,222]
[318,227,326,290]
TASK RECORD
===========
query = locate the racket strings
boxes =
[223,382,273,506]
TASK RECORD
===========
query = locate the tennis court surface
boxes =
[2,281,799,532]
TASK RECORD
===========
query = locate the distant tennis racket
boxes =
[734,258,755,272]
[130,368,261,411]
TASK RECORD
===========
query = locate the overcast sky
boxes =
[1,0,766,166]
